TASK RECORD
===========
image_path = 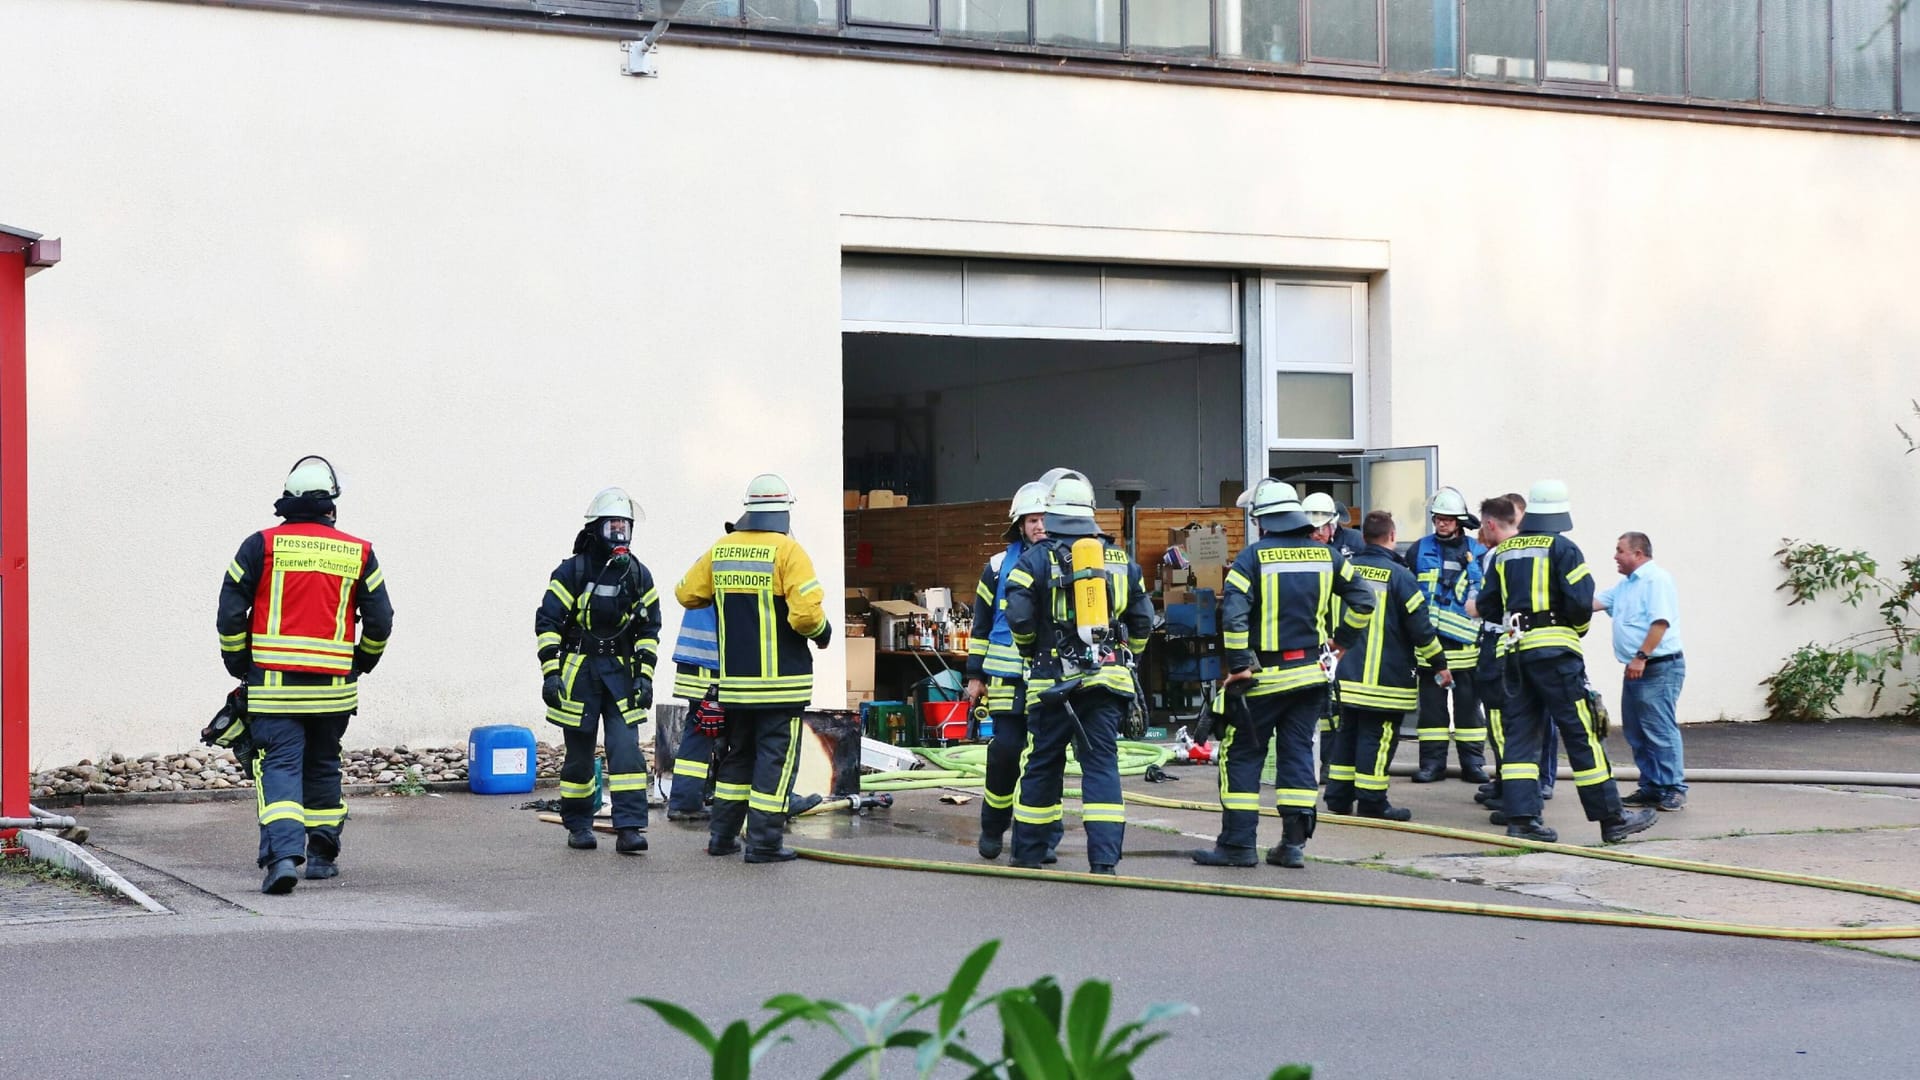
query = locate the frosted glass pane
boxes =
[1130,0,1213,54]
[1312,0,1380,63]
[1104,267,1237,335]
[1367,458,1430,540]
[1905,2,1920,111]
[965,261,1103,328]
[942,0,1030,39]
[1217,0,1301,62]
[1690,0,1758,100]
[1832,0,1895,111]
[1615,0,1684,96]
[1036,0,1122,49]
[1387,0,1460,74]
[1764,0,1829,106]
[1267,284,1354,366]
[849,0,930,24]
[1275,373,1354,440]
[1544,0,1608,81]
[842,256,965,324]
[739,0,835,28]
[1466,0,1537,82]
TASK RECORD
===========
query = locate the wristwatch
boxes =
[1633,650,1650,661]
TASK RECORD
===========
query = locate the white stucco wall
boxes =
[3,0,1917,764]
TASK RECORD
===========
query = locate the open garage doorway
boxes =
[838,254,1250,729]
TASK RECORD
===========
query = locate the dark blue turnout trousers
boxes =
[1215,687,1319,850]
[249,713,349,867]
[1012,688,1125,869]
[1496,651,1622,824]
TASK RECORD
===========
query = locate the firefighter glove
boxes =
[353,650,381,676]
[542,674,563,709]
[223,651,251,679]
[811,621,833,650]
[628,676,654,715]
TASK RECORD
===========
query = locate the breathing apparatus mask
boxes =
[600,517,633,557]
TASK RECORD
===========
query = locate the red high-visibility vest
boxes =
[249,522,369,675]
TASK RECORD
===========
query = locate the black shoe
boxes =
[706,840,741,857]
[1622,789,1659,807]
[1324,799,1354,815]
[1541,786,1556,801]
[1042,848,1059,866]
[1190,847,1256,868]
[1356,802,1412,822]
[567,829,598,850]
[977,835,1003,860]
[1410,767,1445,783]
[303,855,338,880]
[261,857,300,895]
[1505,820,1558,843]
[1266,844,1306,869]
[1088,864,1117,876]
[1602,808,1657,843]
[666,809,711,822]
[743,847,799,863]
[1657,791,1687,812]
[1488,809,1510,825]
[616,828,648,854]
[1010,860,1045,870]
[1459,765,1491,784]
[788,793,824,817]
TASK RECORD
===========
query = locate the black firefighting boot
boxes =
[616,827,648,854]
[304,855,339,880]
[1190,845,1257,868]
[567,828,598,850]
[1505,818,1558,843]
[261,857,300,895]
[744,807,795,863]
[706,799,746,856]
[1265,811,1313,869]
[1411,743,1448,783]
[1601,808,1657,844]
[1355,799,1412,822]
[1456,743,1490,785]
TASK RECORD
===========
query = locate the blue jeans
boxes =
[1621,657,1687,793]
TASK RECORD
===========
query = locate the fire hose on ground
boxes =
[816,741,1920,943]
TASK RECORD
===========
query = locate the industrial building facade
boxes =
[3,0,1917,763]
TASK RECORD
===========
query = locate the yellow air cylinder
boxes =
[1071,537,1110,648]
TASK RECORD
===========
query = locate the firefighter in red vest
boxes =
[217,457,393,895]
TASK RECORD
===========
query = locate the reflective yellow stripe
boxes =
[303,806,348,827]
[548,580,575,607]
[359,637,387,655]
[1081,802,1125,823]
[1008,568,1034,588]
[364,566,385,592]
[673,758,710,779]
[984,789,1015,809]
[227,560,245,583]
[1565,563,1591,585]
[607,772,648,792]
[259,800,305,826]
[712,781,750,803]
[1338,683,1418,711]
[1013,801,1064,824]
[1327,764,1357,782]
[1453,727,1487,741]
[560,780,596,799]
[1275,787,1318,808]
[1223,630,1250,650]
[1517,626,1582,652]
[1502,762,1541,781]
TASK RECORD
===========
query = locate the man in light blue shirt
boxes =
[1594,532,1686,810]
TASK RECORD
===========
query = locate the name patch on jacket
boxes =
[1257,547,1331,564]
[712,544,777,590]
[272,535,363,579]
[1355,564,1394,582]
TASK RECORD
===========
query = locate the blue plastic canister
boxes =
[468,725,538,794]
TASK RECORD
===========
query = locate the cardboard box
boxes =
[846,692,875,711]
[866,489,898,509]
[1191,564,1225,594]
[842,490,861,510]
[869,599,927,650]
[1169,523,1230,565]
[845,636,876,694]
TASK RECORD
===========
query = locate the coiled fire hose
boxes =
[821,742,1920,943]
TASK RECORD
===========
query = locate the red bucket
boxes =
[922,701,970,741]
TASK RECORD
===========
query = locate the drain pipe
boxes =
[0,804,80,830]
